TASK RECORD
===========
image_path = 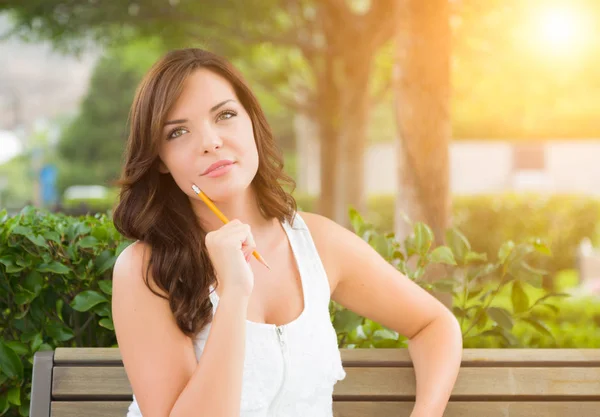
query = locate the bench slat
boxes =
[49,401,600,417]
[54,348,600,367]
[52,402,130,417]
[52,366,600,399]
[336,367,600,399]
[333,402,600,416]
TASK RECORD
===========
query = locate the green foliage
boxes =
[56,45,153,195]
[331,207,596,349]
[0,207,130,416]
[453,194,600,276]
[295,193,600,276]
[1,203,598,415]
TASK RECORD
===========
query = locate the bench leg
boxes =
[30,350,54,417]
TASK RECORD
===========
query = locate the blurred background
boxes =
[1,0,600,292]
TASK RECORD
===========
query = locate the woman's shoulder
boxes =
[113,240,167,298]
[296,211,344,244]
[296,211,347,287]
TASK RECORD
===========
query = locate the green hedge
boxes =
[1,205,599,416]
[0,208,127,416]
[295,193,600,276]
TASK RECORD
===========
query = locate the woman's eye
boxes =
[167,127,188,140]
[217,110,237,122]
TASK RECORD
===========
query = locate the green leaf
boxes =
[511,281,529,314]
[414,223,433,255]
[0,256,13,267]
[348,207,364,234]
[498,240,515,263]
[92,303,111,317]
[429,246,457,265]
[30,333,43,352]
[412,266,425,280]
[45,323,75,342]
[431,279,455,292]
[70,290,108,312]
[487,307,514,330]
[116,241,131,257]
[43,231,61,243]
[6,341,28,356]
[370,234,390,258]
[464,251,488,263]
[37,261,70,275]
[11,225,32,237]
[530,238,552,256]
[23,271,44,294]
[445,228,470,263]
[373,329,399,341]
[0,342,24,379]
[540,303,560,315]
[99,318,114,330]
[28,234,48,248]
[14,290,35,305]
[19,403,30,417]
[0,394,8,415]
[94,250,117,274]
[7,387,20,406]
[0,257,24,273]
[20,331,39,343]
[521,317,553,338]
[56,299,64,321]
[333,309,364,333]
[75,222,92,236]
[78,236,99,248]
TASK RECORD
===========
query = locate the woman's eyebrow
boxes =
[164,118,187,126]
[164,100,237,126]
[210,99,235,112]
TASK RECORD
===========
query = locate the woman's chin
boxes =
[200,183,251,202]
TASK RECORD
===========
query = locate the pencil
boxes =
[191,184,271,270]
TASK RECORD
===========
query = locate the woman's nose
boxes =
[198,127,223,154]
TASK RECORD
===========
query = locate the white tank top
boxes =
[127,212,346,416]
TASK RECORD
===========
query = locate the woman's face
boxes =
[158,68,259,202]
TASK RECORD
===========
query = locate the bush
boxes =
[330,208,592,349]
[453,194,600,276]
[1,204,599,416]
[294,193,600,277]
[0,207,129,416]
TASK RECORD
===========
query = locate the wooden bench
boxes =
[30,348,600,416]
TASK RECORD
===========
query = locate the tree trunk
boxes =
[394,0,452,245]
[304,1,397,227]
[337,56,373,225]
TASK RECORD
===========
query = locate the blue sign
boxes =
[39,164,58,206]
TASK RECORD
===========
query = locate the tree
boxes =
[1,0,399,225]
[56,44,155,194]
[394,0,451,245]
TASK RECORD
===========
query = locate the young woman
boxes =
[111,48,462,417]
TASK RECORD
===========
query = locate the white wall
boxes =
[296,137,600,195]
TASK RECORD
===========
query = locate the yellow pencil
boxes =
[191,184,271,270]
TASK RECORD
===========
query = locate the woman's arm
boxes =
[302,212,462,417]
[112,242,249,417]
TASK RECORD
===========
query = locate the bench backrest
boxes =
[31,348,600,417]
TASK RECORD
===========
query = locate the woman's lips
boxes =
[203,162,235,178]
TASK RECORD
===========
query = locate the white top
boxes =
[127,212,346,416]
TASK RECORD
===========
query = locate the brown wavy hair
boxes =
[112,48,297,337]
